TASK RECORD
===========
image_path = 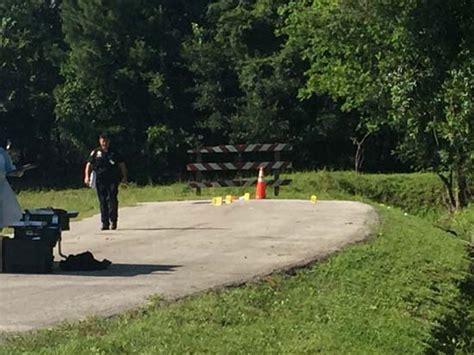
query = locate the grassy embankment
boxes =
[1,171,472,354]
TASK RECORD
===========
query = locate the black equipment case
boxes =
[23,208,78,231]
[1,208,79,273]
[13,224,61,247]
[2,238,53,273]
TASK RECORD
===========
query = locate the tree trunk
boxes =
[352,132,370,173]
[456,169,469,209]
[438,169,470,211]
[354,144,364,173]
[437,171,457,211]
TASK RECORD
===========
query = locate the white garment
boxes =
[0,148,22,228]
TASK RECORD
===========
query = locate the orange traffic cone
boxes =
[255,167,266,199]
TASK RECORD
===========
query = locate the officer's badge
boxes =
[96,151,102,158]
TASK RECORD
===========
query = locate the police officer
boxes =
[84,133,127,230]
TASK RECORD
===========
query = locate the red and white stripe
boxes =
[188,143,292,154]
[188,179,292,188]
[187,161,292,171]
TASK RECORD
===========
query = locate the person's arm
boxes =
[119,162,127,184]
[1,150,26,177]
[2,149,16,174]
[7,170,23,177]
[84,162,92,185]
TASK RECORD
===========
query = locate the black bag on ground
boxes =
[59,251,111,271]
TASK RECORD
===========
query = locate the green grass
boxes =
[1,171,472,354]
[280,171,447,215]
[16,170,449,220]
[16,183,196,220]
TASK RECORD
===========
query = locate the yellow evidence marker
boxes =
[244,192,250,201]
[212,197,223,206]
[310,195,317,204]
[225,195,233,204]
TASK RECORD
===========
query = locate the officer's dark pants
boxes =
[96,180,119,226]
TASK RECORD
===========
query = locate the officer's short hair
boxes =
[99,133,110,141]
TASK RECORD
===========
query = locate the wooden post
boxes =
[274,151,280,196]
[236,152,242,183]
[196,152,202,196]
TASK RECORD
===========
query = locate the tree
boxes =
[56,0,209,181]
[184,0,292,144]
[184,0,364,170]
[0,0,63,165]
[282,0,473,209]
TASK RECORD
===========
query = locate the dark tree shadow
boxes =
[424,245,474,354]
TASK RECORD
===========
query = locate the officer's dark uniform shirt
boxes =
[88,147,124,183]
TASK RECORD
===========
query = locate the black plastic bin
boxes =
[2,238,53,273]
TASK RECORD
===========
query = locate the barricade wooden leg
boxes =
[274,151,280,196]
[196,152,202,196]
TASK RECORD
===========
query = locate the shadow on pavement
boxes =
[51,262,181,277]
[117,227,229,231]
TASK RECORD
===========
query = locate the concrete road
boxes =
[0,199,378,332]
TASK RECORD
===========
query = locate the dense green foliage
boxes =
[1,0,473,208]
[55,0,209,181]
[282,0,474,208]
[0,0,63,176]
[1,171,472,353]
